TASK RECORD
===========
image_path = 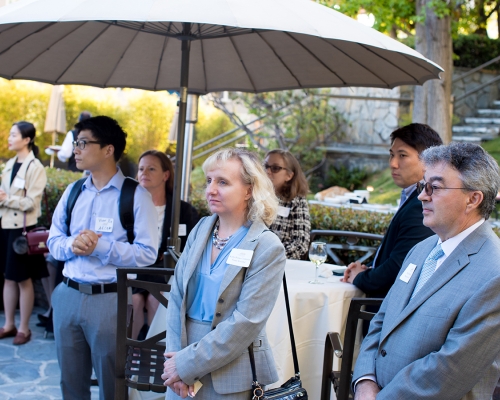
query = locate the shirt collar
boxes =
[83,167,124,192]
[438,218,485,257]
[400,182,418,207]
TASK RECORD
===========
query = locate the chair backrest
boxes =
[321,297,383,400]
[115,267,175,400]
[310,230,383,265]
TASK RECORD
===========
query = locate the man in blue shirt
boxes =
[48,116,158,400]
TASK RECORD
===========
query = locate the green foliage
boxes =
[193,108,235,166]
[364,168,401,205]
[225,89,346,174]
[325,166,370,192]
[453,34,500,70]
[189,167,210,218]
[39,168,82,227]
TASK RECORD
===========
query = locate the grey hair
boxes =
[420,143,500,219]
[202,148,279,226]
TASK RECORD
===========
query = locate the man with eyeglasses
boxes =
[353,143,500,399]
[47,116,158,400]
[342,124,442,302]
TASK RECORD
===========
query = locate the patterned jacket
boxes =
[270,196,310,259]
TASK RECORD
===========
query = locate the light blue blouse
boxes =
[186,223,250,322]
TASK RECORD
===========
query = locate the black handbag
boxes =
[248,272,308,399]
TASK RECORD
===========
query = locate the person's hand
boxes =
[0,189,7,202]
[341,261,368,284]
[172,381,190,398]
[71,230,102,256]
[354,380,380,400]
[162,352,181,387]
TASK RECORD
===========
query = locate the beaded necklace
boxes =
[212,220,233,250]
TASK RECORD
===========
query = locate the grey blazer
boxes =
[353,221,500,400]
[166,214,286,395]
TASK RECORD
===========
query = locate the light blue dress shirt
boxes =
[47,168,158,284]
[186,223,249,322]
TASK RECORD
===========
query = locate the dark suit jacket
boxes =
[353,189,434,297]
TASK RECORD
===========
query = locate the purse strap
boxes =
[248,271,300,387]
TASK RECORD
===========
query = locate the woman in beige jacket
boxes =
[0,121,47,345]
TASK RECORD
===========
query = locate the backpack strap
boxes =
[65,178,86,234]
[119,177,138,244]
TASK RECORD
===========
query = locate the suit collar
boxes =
[381,222,492,343]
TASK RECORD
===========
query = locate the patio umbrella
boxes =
[0,0,443,246]
[44,84,67,167]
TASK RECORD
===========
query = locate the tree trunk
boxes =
[413,0,452,143]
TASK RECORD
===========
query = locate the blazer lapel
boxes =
[217,219,268,297]
[381,223,489,343]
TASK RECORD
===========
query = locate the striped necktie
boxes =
[410,243,444,300]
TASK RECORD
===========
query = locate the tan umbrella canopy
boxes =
[44,85,67,167]
[0,0,443,246]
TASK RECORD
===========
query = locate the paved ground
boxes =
[0,307,98,400]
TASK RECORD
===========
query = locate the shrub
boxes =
[453,34,500,70]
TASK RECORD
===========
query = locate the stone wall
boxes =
[452,67,500,122]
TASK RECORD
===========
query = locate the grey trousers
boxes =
[165,318,250,400]
[52,282,117,400]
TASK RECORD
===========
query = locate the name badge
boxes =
[400,263,417,283]
[277,206,291,218]
[95,217,114,233]
[12,177,25,189]
[227,249,254,268]
[179,224,187,237]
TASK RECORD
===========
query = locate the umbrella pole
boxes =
[167,22,191,263]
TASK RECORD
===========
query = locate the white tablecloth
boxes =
[130,259,363,400]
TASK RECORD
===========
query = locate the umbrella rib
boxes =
[103,26,143,88]
[320,38,391,88]
[154,35,169,91]
[228,34,257,93]
[53,22,113,85]
[200,34,208,93]
[285,32,347,86]
[5,21,89,79]
[359,44,419,85]
[400,53,439,79]
[256,31,302,90]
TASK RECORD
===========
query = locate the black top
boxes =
[10,162,22,186]
[353,189,435,298]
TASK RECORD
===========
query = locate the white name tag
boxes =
[277,206,291,218]
[95,217,114,233]
[12,177,25,189]
[227,249,254,268]
[179,224,187,237]
[400,263,417,283]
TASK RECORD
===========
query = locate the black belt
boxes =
[63,277,117,294]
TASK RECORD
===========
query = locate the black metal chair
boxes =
[115,267,175,400]
[320,297,383,400]
[310,230,383,265]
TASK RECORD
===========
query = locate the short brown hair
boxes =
[138,150,174,195]
[266,149,309,201]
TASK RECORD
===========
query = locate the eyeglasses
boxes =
[416,181,473,196]
[72,140,103,150]
[263,164,289,173]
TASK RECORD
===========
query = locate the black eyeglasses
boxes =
[72,140,103,150]
[263,164,289,173]
[416,181,473,196]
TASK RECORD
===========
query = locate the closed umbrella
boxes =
[0,0,443,246]
[44,84,67,167]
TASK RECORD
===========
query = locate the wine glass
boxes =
[309,241,327,284]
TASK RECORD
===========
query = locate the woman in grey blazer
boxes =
[162,148,287,399]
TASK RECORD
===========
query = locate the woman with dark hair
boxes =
[0,121,47,345]
[264,149,311,259]
[132,150,199,339]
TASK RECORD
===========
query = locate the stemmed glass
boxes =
[309,241,327,284]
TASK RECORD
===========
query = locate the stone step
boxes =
[452,136,483,143]
[493,100,500,108]
[452,126,500,135]
[464,117,500,125]
[477,109,500,117]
